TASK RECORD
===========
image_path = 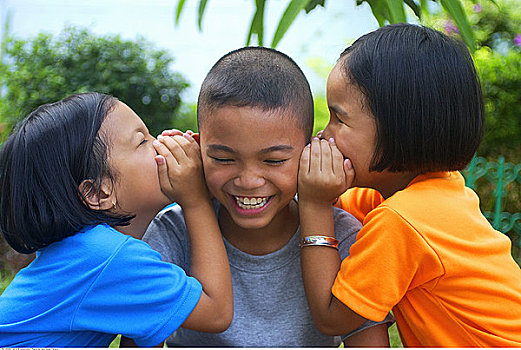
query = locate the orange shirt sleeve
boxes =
[335,188,384,223]
[331,205,444,322]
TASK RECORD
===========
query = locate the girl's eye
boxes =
[139,139,148,146]
[332,113,344,125]
[265,159,287,165]
[329,110,346,126]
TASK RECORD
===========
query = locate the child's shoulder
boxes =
[52,223,129,252]
[37,224,153,278]
[384,171,467,212]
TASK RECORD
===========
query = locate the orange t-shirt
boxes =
[333,172,521,347]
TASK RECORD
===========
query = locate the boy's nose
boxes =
[233,169,266,189]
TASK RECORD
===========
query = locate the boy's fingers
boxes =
[155,155,173,193]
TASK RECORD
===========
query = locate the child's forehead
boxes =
[202,105,304,130]
[200,105,308,148]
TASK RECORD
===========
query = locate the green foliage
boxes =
[0,271,13,295]
[175,0,486,51]
[174,101,199,132]
[313,94,329,135]
[474,47,521,160]
[0,27,189,139]
[424,0,521,51]
[423,0,521,162]
[388,323,403,347]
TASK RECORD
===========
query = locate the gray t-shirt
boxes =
[143,200,393,347]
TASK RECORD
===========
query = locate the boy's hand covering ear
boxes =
[298,138,354,206]
[153,133,208,208]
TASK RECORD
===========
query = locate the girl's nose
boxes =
[322,124,332,140]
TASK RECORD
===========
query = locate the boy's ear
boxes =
[79,179,115,211]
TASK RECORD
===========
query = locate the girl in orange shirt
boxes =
[297,23,521,347]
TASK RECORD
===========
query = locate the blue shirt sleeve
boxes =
[71,236,202,347]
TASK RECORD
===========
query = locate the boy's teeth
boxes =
[234,196,269,209]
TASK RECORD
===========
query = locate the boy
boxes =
[143,47,393,347]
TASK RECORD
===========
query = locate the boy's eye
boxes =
[139,139,148,146]
[264,159,288,165]
[211,156,234,163]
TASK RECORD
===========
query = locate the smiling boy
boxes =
[142,47,393,347]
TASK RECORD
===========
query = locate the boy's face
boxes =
[200,105,307,230]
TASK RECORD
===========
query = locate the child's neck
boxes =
[377,171,421,199]
[113,215,154,240]
[219,200,299,256]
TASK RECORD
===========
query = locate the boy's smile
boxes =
[199,105,307,240]
[232,195,272,213]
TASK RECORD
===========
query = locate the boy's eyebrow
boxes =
[206,144,237,153]
[206,144,294,154]
[259,145,294,154]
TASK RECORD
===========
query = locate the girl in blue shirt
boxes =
[0,92,232,347]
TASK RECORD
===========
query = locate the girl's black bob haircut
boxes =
[340,23,484,173]
[0,92,134,254]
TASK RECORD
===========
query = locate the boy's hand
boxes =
[153,133,209,208]
[298,137,354,206]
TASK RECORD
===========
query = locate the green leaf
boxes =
[247,0,266,46]
[362,0,387,26]
[440,0,476,51]
[197,0,209,30]
[271,0,309,48]
[304,0,326,13]
[385,0,407,23]
[175,0,187,25]
[403,0,421,18]
[418,0,429,17]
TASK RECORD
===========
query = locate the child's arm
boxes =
[297,138,368,336]
[153,134,233,333]
[343,324,390,347]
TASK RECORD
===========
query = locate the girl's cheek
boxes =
[335,141,349,159]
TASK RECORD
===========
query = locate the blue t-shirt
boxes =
[0,224,202,347]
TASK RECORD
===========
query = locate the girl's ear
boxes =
[78,179,116,211]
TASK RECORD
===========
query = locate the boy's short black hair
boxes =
[197,47,314,141]
[340,23,484,173]
[0,92,133,254]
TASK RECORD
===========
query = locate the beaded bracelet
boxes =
[300,236,339,249]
